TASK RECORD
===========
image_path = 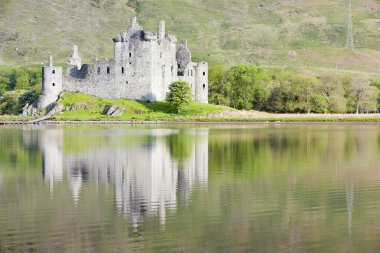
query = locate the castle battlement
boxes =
[39,17,208,108]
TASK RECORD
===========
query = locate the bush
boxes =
[166,81,193,113]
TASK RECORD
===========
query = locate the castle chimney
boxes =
[49,55,53,67]
[158,21,165,40]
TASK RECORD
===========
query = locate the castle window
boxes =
[160,52,162,58]
[171,66,173,76]
[122,67,124,74]
[129,53,132,57]
[129,62,132,65]
[178,64,180,68]
[52,83,56,87]
[203,72,206,76]
[203,84,206,90]
[52,70,56,74]
[191,70,193,76]
[97,67,101,74]
[126,80,128,84]
[107,67,110,74]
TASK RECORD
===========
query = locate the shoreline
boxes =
[2,119,380,125]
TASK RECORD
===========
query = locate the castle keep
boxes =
[39,17,208,109]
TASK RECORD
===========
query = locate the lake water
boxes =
[1,124,380,252]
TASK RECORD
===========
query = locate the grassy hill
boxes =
[1,0,380,77]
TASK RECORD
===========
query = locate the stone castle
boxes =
[39,17,208,109]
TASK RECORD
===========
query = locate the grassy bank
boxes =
[53,92,231,121]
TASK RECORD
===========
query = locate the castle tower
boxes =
[195,62,208,104]
[38,55,63,109]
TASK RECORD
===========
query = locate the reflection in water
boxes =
[39,128,208,228]
[3,125,380,252]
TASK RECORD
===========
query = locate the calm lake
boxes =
[1,124,380,252]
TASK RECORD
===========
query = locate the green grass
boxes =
[54,92,232,121]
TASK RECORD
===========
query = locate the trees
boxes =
[208,66,230,106]
[344,78,378,114]
[227,65,270,110]
[166,81,193,113]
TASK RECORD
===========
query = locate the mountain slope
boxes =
[0,0,380,75]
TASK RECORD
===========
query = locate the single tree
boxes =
[166,81,193,113]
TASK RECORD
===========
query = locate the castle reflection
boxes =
[38,127,208,227]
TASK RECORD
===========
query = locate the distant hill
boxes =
[1,0,380,77]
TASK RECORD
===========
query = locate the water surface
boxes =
[0,124,380,252]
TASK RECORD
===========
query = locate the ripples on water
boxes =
[0,124,380,252]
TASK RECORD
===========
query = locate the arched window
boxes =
[52,83,56,87]
[203,84,206,90]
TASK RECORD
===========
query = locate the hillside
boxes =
[0,0,380,76]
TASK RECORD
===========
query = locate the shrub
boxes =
[166,81,193,113]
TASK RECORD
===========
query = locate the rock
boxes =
[21,102,39,116]
[103,104,126,116]
[46,102,65,116]
[69,103,92,111]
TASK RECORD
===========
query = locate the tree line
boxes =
[209,65,380,114]
[0,66,42,115]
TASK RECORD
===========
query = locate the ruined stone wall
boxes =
[64,59,117,98]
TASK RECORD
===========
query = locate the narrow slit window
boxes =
[203,84,206,90]
[52,83,56,87]
[52,70,56,74]
[203,72,206,76]
[129,53,132,57]
[178,64,180,68]
[97,67,101,74]
[107,67,110,74]
[122,67,124,74]
[191,70,193,76]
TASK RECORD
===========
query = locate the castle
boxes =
[39,17,208,109]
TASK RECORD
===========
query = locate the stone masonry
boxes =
[39,17,208,108]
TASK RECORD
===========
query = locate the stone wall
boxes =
[64,59,117,98]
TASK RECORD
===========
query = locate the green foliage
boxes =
[0,91,25,115]
[166,81,193,113]
[0,66,42,115]
[227,65,270,110]
[17,88,41,112]
[208,65,378,114]
[208,66,230,106]
[0,76,9,95]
